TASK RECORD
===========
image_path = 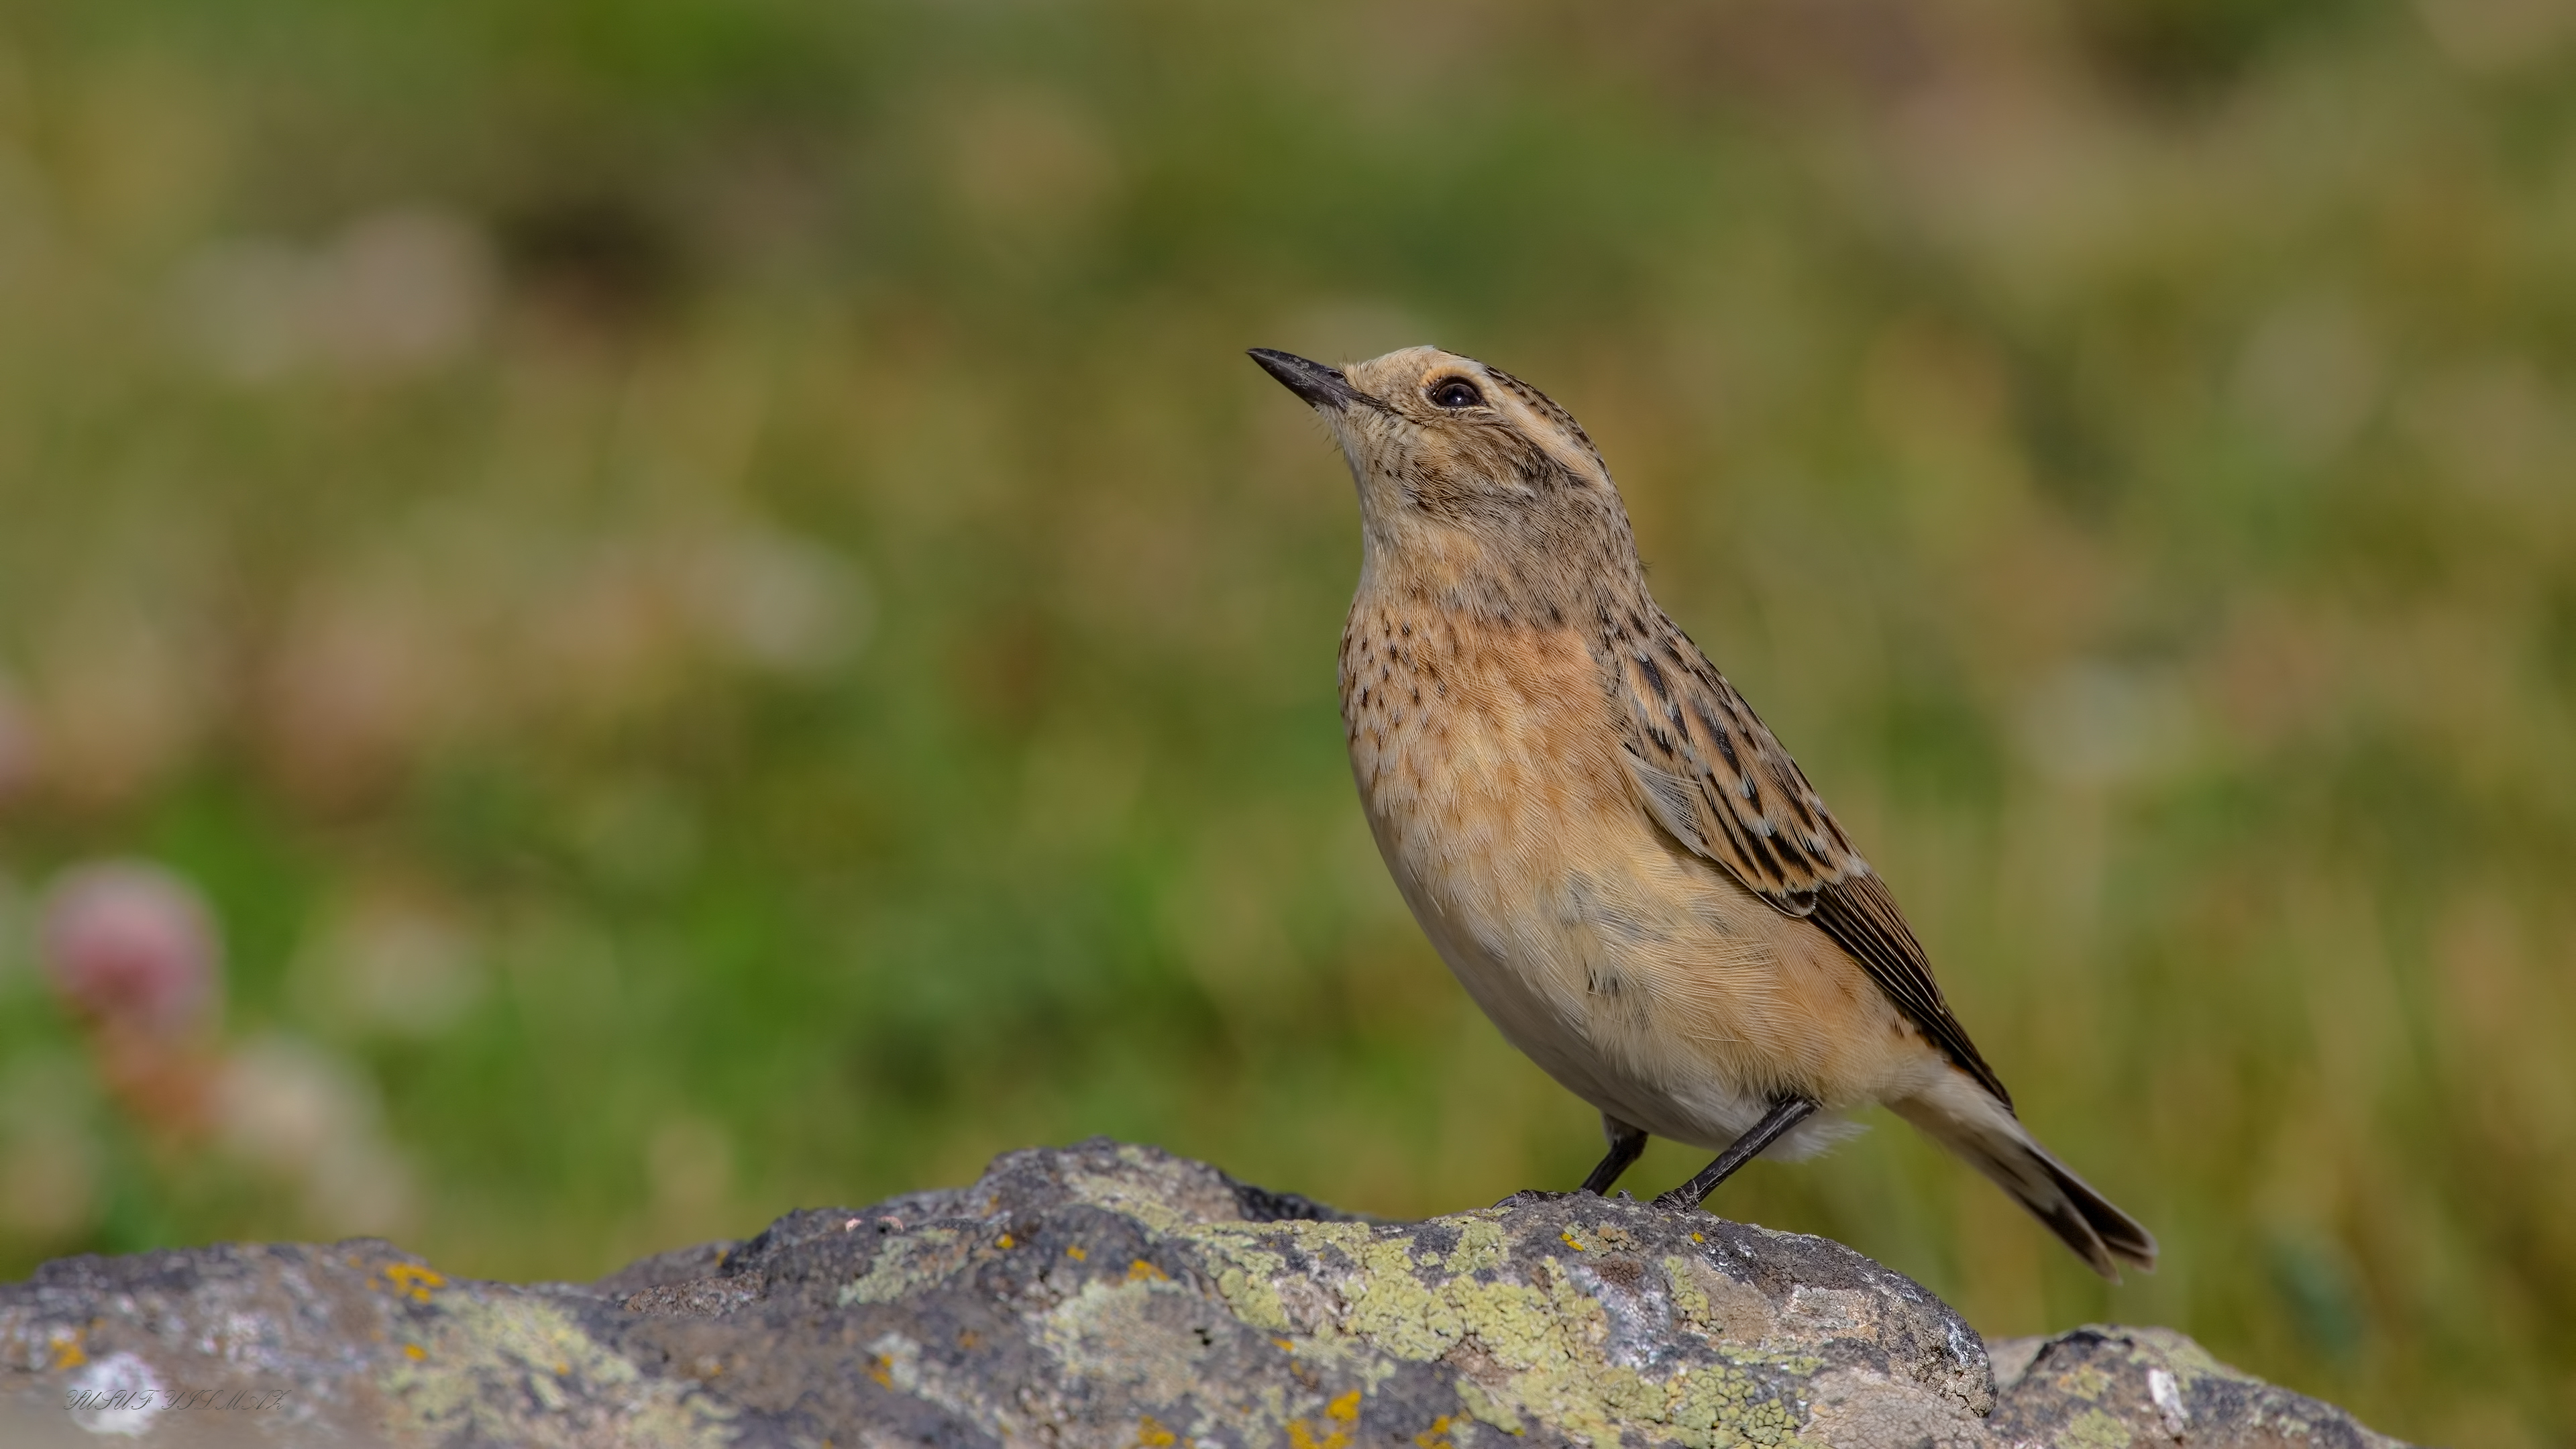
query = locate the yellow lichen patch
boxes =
[405,1344,425,1361]
[1136,1415,1179,1446]
[48,1334,87,1370]
[866,1333,927,1397]
[384,1265,446,1303]
[1285,1415,1350,1449]
[1328,1389,1361,1421]
[1560,1231,1587,1252]
[998,1234,1015,1249]
[1067,1246,1089,1261]
[1128,1258,1169,1282]
[1414,1413,1456,1449]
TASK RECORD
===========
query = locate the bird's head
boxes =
[1248,345,1640,614]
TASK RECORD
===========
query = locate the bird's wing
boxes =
[1611,616,2012,1108]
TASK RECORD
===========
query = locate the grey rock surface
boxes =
[1986,1324,2406,1449]
[0,1138,2406,1447]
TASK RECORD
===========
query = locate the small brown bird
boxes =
[1250,344,2155,1279]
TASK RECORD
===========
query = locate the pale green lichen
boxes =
[1068,1171,1198,1233]
[1452,1377,1524,1436]
[1659,1255,1788,1349]
[2116,1326,2232,1391]
[1061,1144,1266,1232]
[1196,1233,1295,1332]
[1042,1277,1210,1405]
[2059,1362,2114,1401]
[1180,1212,1811,1448]
[382,1295,732,1449]
[2061,1406,2136,1448]
[1444,1218,1509,1276]
[839,1224,975,1306]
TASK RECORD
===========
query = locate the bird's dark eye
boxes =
[1427,377,1484,409]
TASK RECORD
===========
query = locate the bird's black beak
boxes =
[1248,348,1367,411]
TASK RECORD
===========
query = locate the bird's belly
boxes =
[1343,619,1923,1148]
[1368,789,1809,1148]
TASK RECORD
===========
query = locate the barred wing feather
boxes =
[1611,615,2013,1108]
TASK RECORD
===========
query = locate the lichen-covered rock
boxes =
[1987,1325,2406,1449]
[0,1138,2408,1448]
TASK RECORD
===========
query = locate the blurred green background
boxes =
[0,0,2571,1440]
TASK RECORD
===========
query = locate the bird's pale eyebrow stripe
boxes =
[1479,363,1605,468]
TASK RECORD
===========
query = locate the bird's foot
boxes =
[1491,1189,1578,1209]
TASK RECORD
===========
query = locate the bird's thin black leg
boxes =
[1578,1116,1649,1195]
[1652,1097,1818,1211]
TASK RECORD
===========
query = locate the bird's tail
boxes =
[1891,1069,2157,1281]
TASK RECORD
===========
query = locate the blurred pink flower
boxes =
[40,861,222,1040]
